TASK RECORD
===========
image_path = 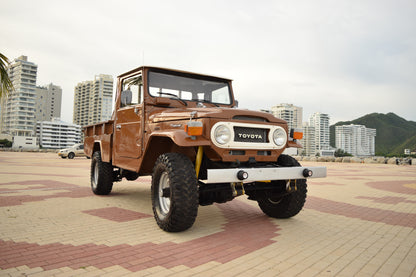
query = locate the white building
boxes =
[271,103,303,131]
[300,122,316,156]
[35,83,62,122]
[336,124,376,157]
[36,119,81,149]
[12,136,39,149]
[73,74,113,127]
[309,112,330,154]
[0,55,37,136]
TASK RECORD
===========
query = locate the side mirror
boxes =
[120,90,132,107]
[233,100,239,108]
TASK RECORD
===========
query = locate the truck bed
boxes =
[83,120,114,162]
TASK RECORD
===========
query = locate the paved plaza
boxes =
[0,152,415,276]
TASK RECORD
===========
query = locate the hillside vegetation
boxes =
[330,113,416,156]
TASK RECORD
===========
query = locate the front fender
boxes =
[149,130,211,147]
[287,140,303,148]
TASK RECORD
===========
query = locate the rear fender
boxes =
[84,137,112,163]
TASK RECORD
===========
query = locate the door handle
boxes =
[116,124,121,130]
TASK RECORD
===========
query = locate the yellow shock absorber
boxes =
[195,146,203,179]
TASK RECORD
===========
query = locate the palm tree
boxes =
[0,52,14,98]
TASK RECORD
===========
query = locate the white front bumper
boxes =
[204,166,327,184]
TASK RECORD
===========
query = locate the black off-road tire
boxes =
[90,151,113,195]
[257,155,307,218]
[68,152,75,159]
[151,153,199,232]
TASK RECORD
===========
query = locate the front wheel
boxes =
[151,153,198,232]
[257,154,307,218]
[90,151,113,195]
[257,179,307,218]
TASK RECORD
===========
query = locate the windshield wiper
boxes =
[158,92,187,106]
[197,100,220,107]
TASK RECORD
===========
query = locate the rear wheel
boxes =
[257,155,307,218]
[151,153,199,232]
[68,152,75,159]
[90,151,113,195]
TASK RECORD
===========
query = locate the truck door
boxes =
[114,73,144,160]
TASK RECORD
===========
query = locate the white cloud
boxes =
[1,0,415,123]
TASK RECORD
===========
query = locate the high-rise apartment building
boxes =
[301,122,316,156]
[0,56,37,136]
[35,83,62,122]
[336,124,376,157]
[73,74,113,127]
[271,103,303,131]
[309,112,330,154]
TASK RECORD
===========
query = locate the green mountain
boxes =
[330,113,416,156]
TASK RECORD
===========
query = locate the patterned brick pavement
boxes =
[0,152,415,276]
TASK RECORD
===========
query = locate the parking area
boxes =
[0,152,415,276]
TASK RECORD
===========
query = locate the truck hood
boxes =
[150,107,286,124]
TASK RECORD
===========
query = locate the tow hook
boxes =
[231,182,245,197]
[286,180,297,192]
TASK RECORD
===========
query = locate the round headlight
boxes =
[214,125,231,145]
[273,128,287,147]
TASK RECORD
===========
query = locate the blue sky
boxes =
[1,0,415,124]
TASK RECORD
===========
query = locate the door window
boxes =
[121,74,143,106]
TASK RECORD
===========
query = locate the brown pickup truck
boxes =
[84,66,326,232]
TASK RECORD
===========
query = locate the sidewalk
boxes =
[0,152,415,276]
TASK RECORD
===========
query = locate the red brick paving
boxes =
[356,196,416,204]
[305,196,416,228]
[83,207,152,222]
[0,200,279,271]
[0,180,91,207]
[366,180,416,194]
[1,153,415,276]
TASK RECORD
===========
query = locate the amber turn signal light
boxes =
[185,121,203,136]
[290,128,303,140]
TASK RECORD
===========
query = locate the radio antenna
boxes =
[142,51,145,65]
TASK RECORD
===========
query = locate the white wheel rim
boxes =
[93,162,99,189]
[158,172,171,215]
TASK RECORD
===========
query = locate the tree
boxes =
[0,52,14,98]
[0,139,12,148]
[334,149,353,157]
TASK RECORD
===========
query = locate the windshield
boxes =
[148,71,232,105]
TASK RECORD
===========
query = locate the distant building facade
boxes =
[0,55,38,136]
[12,136,38,149]
[271,103,303,131]
[301,122,316,156]
[336,124,376,156]
[35,83,62,122]
[73,74,113,127]
[309,112,330,154]
[36,119,81,149]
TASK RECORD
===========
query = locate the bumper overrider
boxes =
[204,166,327,184]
